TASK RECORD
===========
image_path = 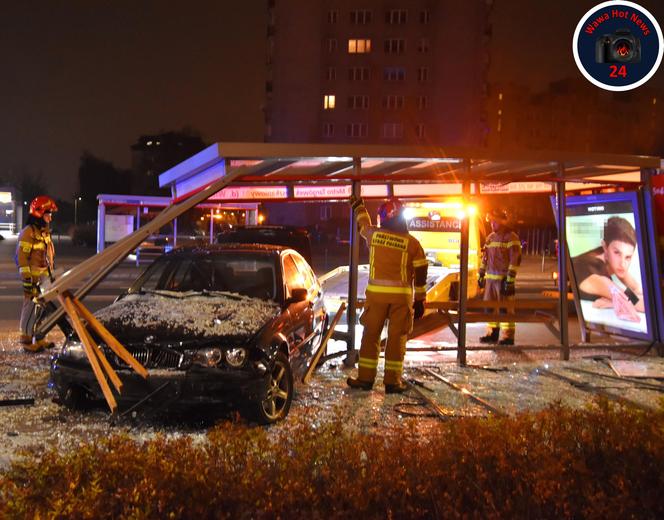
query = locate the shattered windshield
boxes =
[130,254,277,300]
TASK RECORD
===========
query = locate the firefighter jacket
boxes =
[16,224,54,281]
[480,228,522,282]
[356,203,428,303]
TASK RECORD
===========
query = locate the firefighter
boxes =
[478,208,522,345]
[16,195,58,352]
[346,196,428,393]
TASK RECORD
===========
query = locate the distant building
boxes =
[131,131,207,195]
[263,0,493,227]
[487,78,664,155]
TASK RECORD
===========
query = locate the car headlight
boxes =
[193,348,223,367]
[61,341,88,362]
[225,347,248,368]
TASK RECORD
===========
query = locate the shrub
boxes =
[1,401,663,519]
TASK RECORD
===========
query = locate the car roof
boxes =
[167,243,290,257]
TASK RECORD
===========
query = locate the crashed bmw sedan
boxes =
[50,244,327,423]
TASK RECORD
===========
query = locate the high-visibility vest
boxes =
[16,224,54,279]
[480,229,522,282]
[356,204,428,303]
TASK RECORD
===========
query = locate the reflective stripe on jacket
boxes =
[480,229,521,282]
[16,225,54,279]
[356,204,428,303]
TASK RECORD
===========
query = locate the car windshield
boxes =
[131,253,277,300]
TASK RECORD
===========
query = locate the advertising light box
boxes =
[561,192,653,340]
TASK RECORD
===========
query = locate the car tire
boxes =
[57,384,93,410]
[247,352,293,424]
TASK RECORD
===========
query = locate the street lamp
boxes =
[74,196,82,226]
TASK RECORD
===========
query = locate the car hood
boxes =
[94,291,281,344]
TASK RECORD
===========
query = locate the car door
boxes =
[291,253,326,357]
[281,253,310,372]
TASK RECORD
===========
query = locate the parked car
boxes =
[217,226,313,266]
[50,243,327,423]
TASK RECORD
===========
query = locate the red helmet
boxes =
[377,199,403,225]
[486,208,508,223]
[29,195,58,218]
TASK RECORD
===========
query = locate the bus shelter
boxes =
[41,143,664,365]
[95,193,259,259]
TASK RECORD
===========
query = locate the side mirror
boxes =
[286,287,308,305]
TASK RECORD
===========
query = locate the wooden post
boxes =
[59,293,117,412]
[303,303,347,384]
[72,297,148,379]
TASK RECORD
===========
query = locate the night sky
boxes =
[2,0,663,200]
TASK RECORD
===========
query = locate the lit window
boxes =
[327,38,338,53]
[327,10,338,23]
[348,67,370,81]
[384,39,406,54]
[498,92,503,101]
[381,123,404,139]
[417,38,430,53]
[386,9,408,24]
[416,124,426,138]
[323,123,335,137]
[348,39,372,53]
[350,10,372,24]
[348,95,369,109]
[382,95,405,109]
[323,95,336,110]
[346,123,368,138]
[417,96,429,110]
[417,67,429,82]
[383,67,405,81]
[420,10,430,24]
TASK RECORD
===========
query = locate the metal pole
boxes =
[136,206,141,267]
[173,217,178,249]
[640,167,664,350]
[96,202,105,253]
[457,168,471,366]
[344,159,362,366]
[556,170,569,360]
[209,209,214,244]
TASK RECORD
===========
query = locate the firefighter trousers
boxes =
[357,300,413,385]
[483,279,515,340]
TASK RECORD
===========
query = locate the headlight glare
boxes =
[62,341,88,362]
[193,348,223,367]
[225,347,248,368]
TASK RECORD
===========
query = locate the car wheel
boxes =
[58,384,93,410]
[249,352,293,424]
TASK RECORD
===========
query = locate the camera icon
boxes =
[596,28,641,63]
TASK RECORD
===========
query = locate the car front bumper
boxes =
[50,357,270,408]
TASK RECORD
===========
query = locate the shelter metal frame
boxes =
[40,143,663,364]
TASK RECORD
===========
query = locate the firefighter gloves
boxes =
[22,278,37,297]
[413,300,425,320]
[501,278,515,296]
[349,194,364,211]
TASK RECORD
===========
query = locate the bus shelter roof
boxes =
[158,142,660,201]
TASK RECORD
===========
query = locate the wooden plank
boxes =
[72,297,148,379]
[302,302,346,384]
[59,293,117,413]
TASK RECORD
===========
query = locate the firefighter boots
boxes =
[384,380,408,394]
[479,328,500,344]
[346,377,374,391]
[498,338,515,346]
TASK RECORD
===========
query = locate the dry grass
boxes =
[1,400,663,519]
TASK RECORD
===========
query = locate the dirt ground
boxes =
[2,325,664,470]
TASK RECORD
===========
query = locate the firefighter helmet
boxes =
[29,195,58,218]
[377,199,403,225]
[486,208,508,223]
